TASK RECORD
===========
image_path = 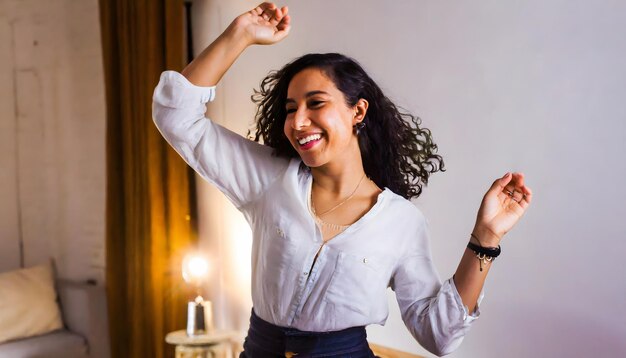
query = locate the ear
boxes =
[353,98,369,124]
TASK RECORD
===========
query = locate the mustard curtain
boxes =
[99,0,195,356]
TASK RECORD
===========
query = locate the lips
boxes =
[296,133,323,150]
[298,133,322,145]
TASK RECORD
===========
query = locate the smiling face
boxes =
[283,68,365,168]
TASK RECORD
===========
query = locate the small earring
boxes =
[354,122,366,135]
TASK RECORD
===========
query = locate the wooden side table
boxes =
[165,330,238,358]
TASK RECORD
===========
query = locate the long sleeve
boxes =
[391,216,482,357]
[152,71,290,209]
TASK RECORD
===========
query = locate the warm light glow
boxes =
[182,254,210,287]
[226,213,253,311]
[229,215,252,284]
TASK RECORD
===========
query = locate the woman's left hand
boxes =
[472,172,533,247]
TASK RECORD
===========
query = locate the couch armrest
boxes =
[56,280,111,358]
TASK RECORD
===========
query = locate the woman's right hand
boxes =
[180,3,290,86]
[231,2,291,46]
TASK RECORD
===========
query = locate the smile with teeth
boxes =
[297,134,322,146]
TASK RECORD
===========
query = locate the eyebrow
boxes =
[285,90,329,104]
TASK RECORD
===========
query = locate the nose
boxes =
[292,107,311,130]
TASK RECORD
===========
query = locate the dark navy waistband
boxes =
[241,309,375,358]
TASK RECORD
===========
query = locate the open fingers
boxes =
[511,172,525,187]
[275,6,288,25]
[256,2,277,21]
[504,187,526,204]
[502,173,533,209]
[487,172,532,207]
[521,186,532,207]
[276,12,290,31]
[251,3,289,33]
[256,2,277,12]
[252,3,270,15]
[269,6,283,25]
[487,172,512,197]
[273,20,291,41]
[269,6,289,26]
[271,6,290,39]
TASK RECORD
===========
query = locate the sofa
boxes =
[0,279,110,358]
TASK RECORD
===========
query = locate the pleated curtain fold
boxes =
[98,0,196,356]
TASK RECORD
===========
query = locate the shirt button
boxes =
[303,272,308,276]
[276,228,284,237]
[362,258,368,264]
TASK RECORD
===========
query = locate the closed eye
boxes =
[285,100,324,114]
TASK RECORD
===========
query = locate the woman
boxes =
[152,3,533,357]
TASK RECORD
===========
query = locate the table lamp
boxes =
[182,253,214,336]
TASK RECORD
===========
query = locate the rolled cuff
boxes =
[154,71,216,109]
[447,277,483,324]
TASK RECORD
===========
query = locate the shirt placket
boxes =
[287,207,327,324]
[287,243,326,325]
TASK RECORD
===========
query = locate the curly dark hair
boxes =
[249,53,445,200]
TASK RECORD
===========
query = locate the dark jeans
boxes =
[240,309,376,358]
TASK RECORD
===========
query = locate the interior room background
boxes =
[1,0,624,357]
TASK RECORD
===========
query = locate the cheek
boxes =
[324,112,354,139]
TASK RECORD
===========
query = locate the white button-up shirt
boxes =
[153,71,480,356]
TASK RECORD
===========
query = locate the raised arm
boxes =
[152,3,292,209]
[182,2,291,87]
[454,172,533,312]
[392,173,532,356]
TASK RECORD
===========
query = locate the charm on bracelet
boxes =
[476,252,493,271]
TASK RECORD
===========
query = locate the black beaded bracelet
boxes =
[467,242,501,258]
[467,241,501,272]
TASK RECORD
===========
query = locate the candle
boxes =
[186,296,214,336]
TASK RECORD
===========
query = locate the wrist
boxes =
[224,20,254,48]
[471,227,501,247]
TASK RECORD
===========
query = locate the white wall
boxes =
[0,0,106,283]
[194,1,626,356]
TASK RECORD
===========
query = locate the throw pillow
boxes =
[0,263,63,344]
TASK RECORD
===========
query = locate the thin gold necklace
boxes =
[311,173,366,230]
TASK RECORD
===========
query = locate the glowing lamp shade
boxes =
[182,254,210,288]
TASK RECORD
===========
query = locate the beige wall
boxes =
[193,1,626,357]
[0,0,106,283]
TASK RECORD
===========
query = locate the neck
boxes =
[310,149,366,196]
